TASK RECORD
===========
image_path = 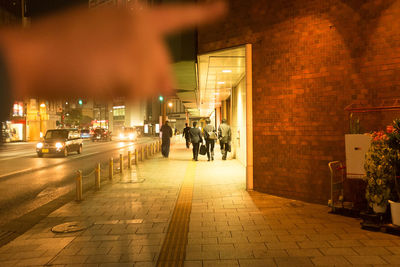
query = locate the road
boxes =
[0,138,157,230]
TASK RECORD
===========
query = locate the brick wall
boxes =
[198,0,400,203]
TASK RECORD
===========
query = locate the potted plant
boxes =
[386,119,400,225]
[364,131,395,213]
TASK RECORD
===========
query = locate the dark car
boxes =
[36,129,83,157]
[80,129,92,139]
[91,128,112,142]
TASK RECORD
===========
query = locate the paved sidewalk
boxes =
[0,139,399,266]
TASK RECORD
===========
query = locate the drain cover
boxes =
[51,221,92,233]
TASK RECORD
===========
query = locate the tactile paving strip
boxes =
[156,161,196,267]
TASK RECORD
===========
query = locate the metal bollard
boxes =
[120,154,123,173]
[153,142,156,154]
[158,140,161,152]
[146,144,149,158]
[135,149,138,165]
[150,143,153,156]
[141,146,145,161]
[95,163,100,190]
[109,158,113,180]
[128,151,132,169]
[76,170,82,201]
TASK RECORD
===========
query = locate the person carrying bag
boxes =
[203,118,217,161]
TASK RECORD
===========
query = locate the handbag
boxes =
[207,131,217,140]
[199,144,207,155]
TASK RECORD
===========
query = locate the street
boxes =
[0,138,157,229]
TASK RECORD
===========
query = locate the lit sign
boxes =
[155,124,160,133]
[144,124,149,134]
[13,102,23,117]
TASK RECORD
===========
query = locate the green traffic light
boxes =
[159,96,164,102]
[78,99,83,105]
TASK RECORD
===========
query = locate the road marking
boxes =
[0,168,34,179]
[157,161,195,267]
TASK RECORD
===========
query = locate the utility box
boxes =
[345,134,372,179]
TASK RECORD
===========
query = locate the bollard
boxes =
[150,143,153,156]
[120,154,123,174]
[128,151,132,169]
[146,144,149,158]
[141,145,145,161]
[158,140,161,152]
[135,149,138,165]
[95,163,100,190]
[153,142,156,154]
[76,170,82,201]
[109,157,113,180]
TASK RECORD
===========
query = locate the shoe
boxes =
[211,157,214,161]
[207,158,210,161]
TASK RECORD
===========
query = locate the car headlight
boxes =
[55,142,64,149]
[36,142,43,149]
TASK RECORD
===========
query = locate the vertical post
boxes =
[95,163,100,190]
[162,102,167,125]
[109,157,113,180]
[158,140,161,152]
[128,151,132,169]
[146,144,149,158]
[245,43,254,191]
[141,145,145,161]
[76,170,82,201]
[135,149,138,165]
[120,154,123,174]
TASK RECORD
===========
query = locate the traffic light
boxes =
[159,96,164,102]
[78,99,83,105]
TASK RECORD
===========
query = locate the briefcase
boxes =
[199,144,207,155]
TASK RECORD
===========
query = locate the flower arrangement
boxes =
[364,130,395,208]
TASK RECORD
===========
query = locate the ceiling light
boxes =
[222,70,232,73]
[217,81,225,85]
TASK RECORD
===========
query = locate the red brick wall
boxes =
[198,0,400,203]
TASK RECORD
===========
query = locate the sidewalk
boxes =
[0,139,399,266]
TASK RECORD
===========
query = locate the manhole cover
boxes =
[51,221,92,233]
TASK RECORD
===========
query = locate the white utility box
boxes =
[345,134,372,179]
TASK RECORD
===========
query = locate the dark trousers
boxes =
[220,142,229,160]
[192,142,200,160]
[206,139,215,160]
[185,138,190,148]
[162,138,170,157]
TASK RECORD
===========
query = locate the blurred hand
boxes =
[0,1,226,100]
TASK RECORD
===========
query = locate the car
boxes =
[36,129,83,157]
[80,129,92,139]
[91,128,112,142]
[117,127,137,141]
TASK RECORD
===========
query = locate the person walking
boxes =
[203,118,217,161]
[182,123,191,149]
[218,118,231,160]
[189,121,203,161]
[160,120,173,158]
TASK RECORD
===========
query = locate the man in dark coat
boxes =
[189,121,203,161]
[160,120,173,158]
[182,123,191,148]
